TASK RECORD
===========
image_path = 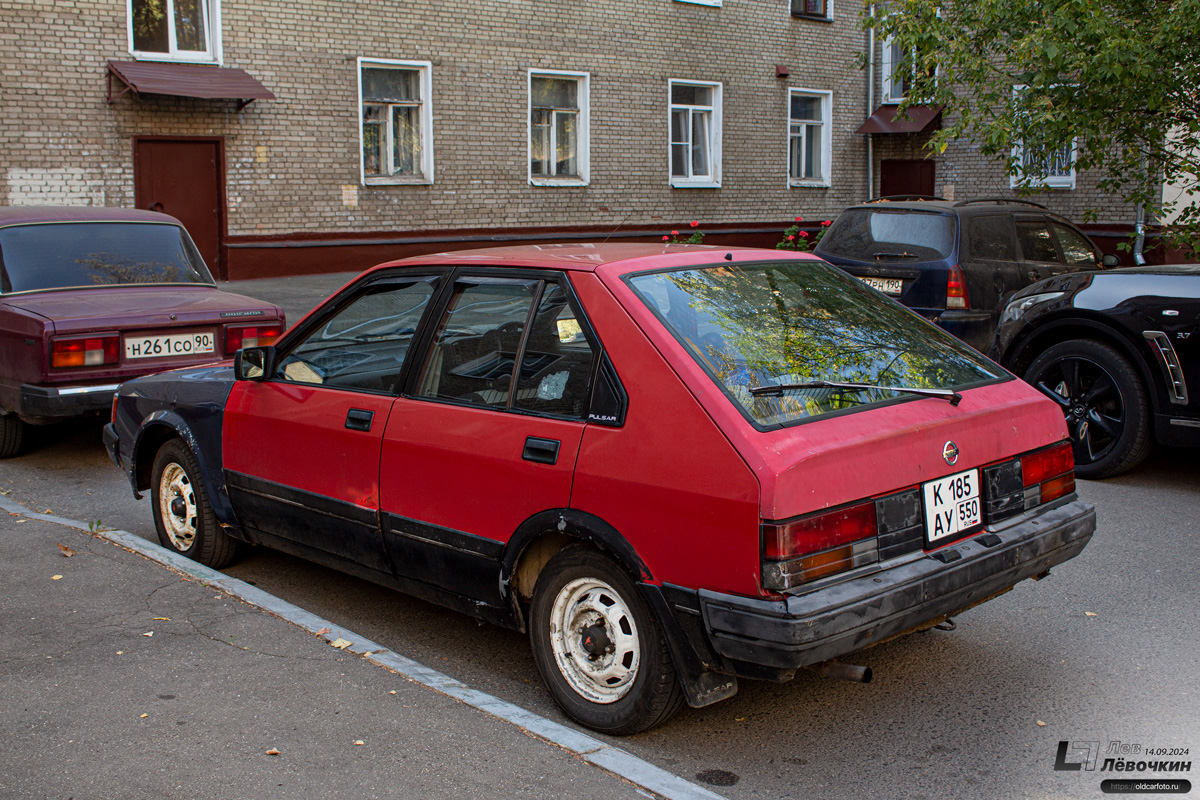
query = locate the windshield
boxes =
[0,222,214,293]
[627,260,1003,428]
[816,209,956,262]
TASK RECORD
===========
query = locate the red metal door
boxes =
[880,158,936,198]
[134,138,224,278]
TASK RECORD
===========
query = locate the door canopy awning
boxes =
[106,60,275,111]
[857,104,943,135]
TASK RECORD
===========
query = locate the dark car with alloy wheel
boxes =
[106,243,1094,734]
[814,197,1118,352]
[991,265,1200,478]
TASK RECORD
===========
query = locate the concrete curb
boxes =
[0,493,728,800]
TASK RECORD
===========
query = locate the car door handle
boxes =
[345,408,375,432]
[522,436,560,465]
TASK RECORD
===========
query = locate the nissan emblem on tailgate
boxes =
[943,441,960,466]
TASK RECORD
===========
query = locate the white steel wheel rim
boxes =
[158,463,198,551]
[548,577,641,704]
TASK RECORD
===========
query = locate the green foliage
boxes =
[776,217,833,251]
[867,0,1200,252]
[662,220,705,244]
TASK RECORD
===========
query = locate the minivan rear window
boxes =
[0,222,213,294]
[817,209,956,262]
[628,259,1003,428]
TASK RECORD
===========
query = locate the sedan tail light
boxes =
[1021,441,1076,505]
[224,323,282,356]
[51,335,120,368]
[946,265,969,309]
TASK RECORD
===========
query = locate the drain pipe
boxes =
[1134,200,1147,265]
[866,3,876,198]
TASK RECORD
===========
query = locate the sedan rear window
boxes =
[628,260,1003,428]
[817,209,956,262]
[0,222,213,294]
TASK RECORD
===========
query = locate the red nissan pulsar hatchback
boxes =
[105,244,1095,734]
[0,207,284,457]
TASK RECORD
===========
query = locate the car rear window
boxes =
[816,209,956,262]
[0,222,213,293]
[627,259,1003,428]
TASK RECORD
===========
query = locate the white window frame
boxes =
[675,0,721,6]
[357,58,435,187]
[1010,85,1077,190]
[669,79,723,189]
[787,88,832,188]
[881,34,909,104]
[126,0,221,63]
[528,70,590,187]
[789,0,832,20]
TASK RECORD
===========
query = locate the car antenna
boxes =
[602,209,635,243]
[724,252,733,260]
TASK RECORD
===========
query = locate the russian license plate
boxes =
[859,276,903,295]
[125,331,216,360]
[923,468,982,545]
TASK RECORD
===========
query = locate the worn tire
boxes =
[1024,339,1152,479]
[529,545,683,735]
[0,413,23,459]
[150,439,238,567]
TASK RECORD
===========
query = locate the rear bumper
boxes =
[697,499,1094,670]
[914,308,995,352]
[19,382,121,420]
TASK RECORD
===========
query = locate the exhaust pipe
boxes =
[813,660,873,684]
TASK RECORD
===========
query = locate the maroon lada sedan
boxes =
[0,207,283,457]
[106,244,1094,733]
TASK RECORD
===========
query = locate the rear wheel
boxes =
[1024,339,1152,479]
[529,545,683,735]
[151,439,238,567]
[0,413,23,459]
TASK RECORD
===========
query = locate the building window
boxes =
[529,71,590,186]
[670,80,722,188]
[128,0,219,62]
[788,89,832,187]
[881,35,909,104]
[358,59,433,186]
[1013,139,1077,190]
[791,0,831,20]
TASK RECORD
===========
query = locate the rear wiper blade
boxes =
[748,380,962,406]
[872,251,919,260]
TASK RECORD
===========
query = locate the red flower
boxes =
[794,216,803,222]
[690,220,699,227]
[799,231,809,238]
[787,235,795,241]
[671,230,680,236]
[820,220,832,227]
[662,235,670,241]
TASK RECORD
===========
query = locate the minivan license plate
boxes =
[858,276,903,295]
[125,332,215,360]
[923,468,982,545]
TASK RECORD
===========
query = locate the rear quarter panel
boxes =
[0,302,51,410]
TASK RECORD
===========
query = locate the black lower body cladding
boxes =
[695,499,1095,671]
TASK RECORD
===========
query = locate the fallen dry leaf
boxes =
[153,617,170,621]
[330,637,352,650]
[116,651,124,655]
[57,543,76,558]
[1037,720,1047,727]
[315,627,331,636]
[265,748,281,756]
[51,575,63,581]
[140,714,148,719]
[354,740,365,746]
[388,690,397,695]
[1084,612,1098,617]
[142,631,154,638]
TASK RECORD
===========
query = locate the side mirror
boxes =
[1101,253,1121,268]
[234,346,275,381]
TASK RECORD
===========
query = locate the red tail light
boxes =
[1022,441,1075,504]
[946,265,969,309]
[51,335,120,368]
[763,501,877,560]
[224,323,282,356]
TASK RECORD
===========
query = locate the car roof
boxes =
[0,206,185,228]
[845,198,1057,217]
[371,242,818,274]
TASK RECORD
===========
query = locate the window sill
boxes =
[1011,179,1076,191]
[674,0,721,6]
[364,176,432,187]
[670,179,721,189]
[530,177,589,187]
[131,52,219,65]
[789,179,831,189]
[790,12,832,23]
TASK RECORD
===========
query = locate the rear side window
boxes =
[1052,223,1098,267]
[0,222,213,293]
[1016,220,1060,262]
[966,215,1016,260]
[512,282,595,419]
[817,209,956,262]
[628,260,1002,428]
